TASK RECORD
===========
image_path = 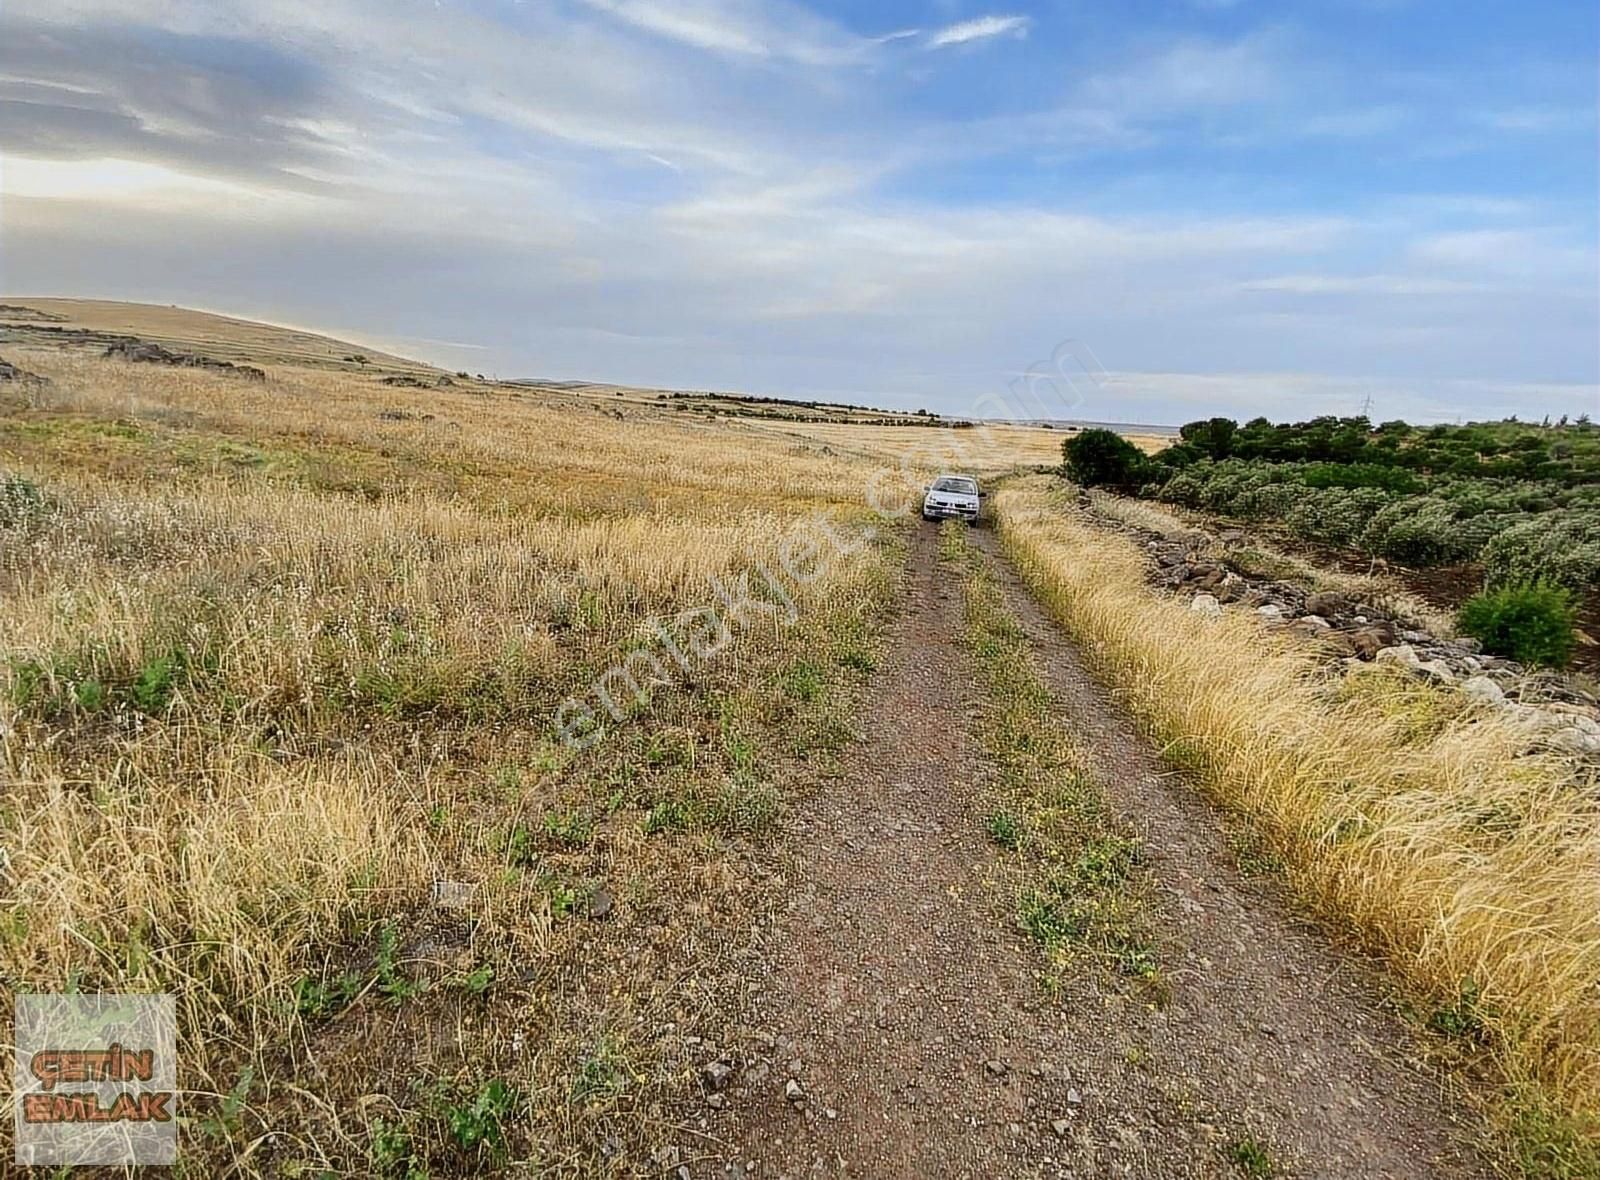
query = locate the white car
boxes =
[922,474,981,522]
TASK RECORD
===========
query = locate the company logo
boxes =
[13,994,177,1165]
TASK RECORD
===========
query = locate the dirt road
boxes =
[697,522,1491,1179]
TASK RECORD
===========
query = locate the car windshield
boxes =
[932,478,977,494]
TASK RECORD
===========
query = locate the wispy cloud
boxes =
[580,0,870,65]
[925,14,1030,49]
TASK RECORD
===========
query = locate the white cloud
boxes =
[1409,229,1596,283]
[579,0,870,64]
[925,14,1030,49]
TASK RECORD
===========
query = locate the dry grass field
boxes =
[993,477,1600,1168]
[0,325,1014,1174]
[1,298,438,373]
[6,302,1598,1175]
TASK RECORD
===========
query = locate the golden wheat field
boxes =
[0,340,1008,1175]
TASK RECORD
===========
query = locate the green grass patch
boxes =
[941,521,1161,990]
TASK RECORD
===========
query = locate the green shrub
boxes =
[1302,462,1420,493]
[1063,429,1148,489]
[1482,513,1600,591]
[1457,584,1576,668]
[1360,497,1474,566]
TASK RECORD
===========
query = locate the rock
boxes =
[1569,714,1600,737]
[1219,529,1248,546]
[1461,676,1506,706]
[1549,726,1600,756]
[1304,590,1349,616]
[706,1092,725,1110]
[1190,594,1222,619]
[1067,1088,1083,1105]
[1051,1118,1071,1137]
[1256,604,1285,620]
[587,887,614,919]
[1348,625,1399,660]
[985,1059,1007,1076]
[1374,644,1420,668]
[701,1061,734,1091]
[1188,565,1226,590]
[1415,659,1456,684]
[784,1079,806,1106]
[1298,615,1332,631]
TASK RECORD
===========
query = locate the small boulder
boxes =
[1415,659,1456,684]
[1304,590,1349,617]
[1256,604,1285,621]
[1190,594,1222,619]
[1374,643,1420,668]
[1549,726,1600,756]
[1461,676,1506,706]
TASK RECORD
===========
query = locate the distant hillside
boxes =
[0,298,438,373]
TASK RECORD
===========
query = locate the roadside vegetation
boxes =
[939,522,1161,993]
[1064,415,1600,602]
[0,347,902,1174]
[993,476,1600,1174]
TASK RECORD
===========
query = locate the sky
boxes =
[1,0,1596,426]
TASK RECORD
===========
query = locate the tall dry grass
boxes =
[0,350,913,1171]
[994,477,1600,1148]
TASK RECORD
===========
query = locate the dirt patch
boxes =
[691,523,1492,1178]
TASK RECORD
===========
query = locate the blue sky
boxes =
[1,0,1596,424]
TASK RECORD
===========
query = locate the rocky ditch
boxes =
[1087,506,1600,759]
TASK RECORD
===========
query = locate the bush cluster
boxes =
[1120,414,1600,589]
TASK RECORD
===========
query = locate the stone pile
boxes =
[1112,513,1600,758]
